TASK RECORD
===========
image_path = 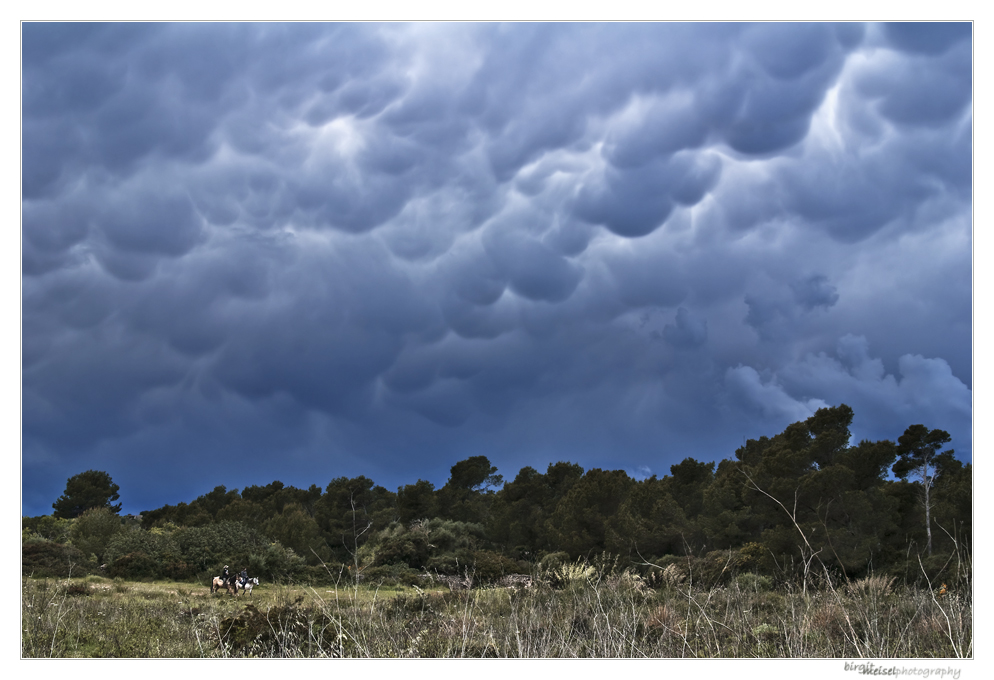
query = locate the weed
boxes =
[846,575,896,600]
[21,573,972,658]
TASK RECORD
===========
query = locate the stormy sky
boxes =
[21,22,973,516]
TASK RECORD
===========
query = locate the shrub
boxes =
[389,535,429,569]
[22,515,72,543]
[685,549,741,587]
[163,560,198,581]
[69,507,125,562]
[104,527,179,565]
[736,572,773,592]
[258,543,308,583]
[471,550,521,584]
[369,523,430,569]
[171,521,270,572]
[426,553,465,575]
[22,539,93,578]
[738,541,776,575]
[538,551,570,571]
[216,601,309,657]
[64,581,91,597]
[422,519,486,554]
[107,551,161,580]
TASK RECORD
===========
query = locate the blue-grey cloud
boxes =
[663,308,708,349]
[21,22,972,516]
[792,275,839,311]
[882,22,971,55]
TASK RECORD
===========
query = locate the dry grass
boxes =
[21,569,972,658]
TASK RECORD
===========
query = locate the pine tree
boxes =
[893,425,955,556]
[52,470,122,519]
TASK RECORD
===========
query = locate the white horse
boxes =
[237,577,260,596]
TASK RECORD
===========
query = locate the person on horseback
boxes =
[240,567,249,587]
[221,565,230,584]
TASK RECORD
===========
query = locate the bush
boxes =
[736,572,773,592]
[64,581,91,597]
[370,523,430,569]
[538,551,571,571]
[163,560,198,581]
[471,550,521,584]
[171,521,270,572]
[422,519,486,554]
[260,543,308,582]
[105,527,179,565]
[738,541,777,576]
[107,551,161,580]
[684,549,744,587]
[69,507,125,562]
[217,601,309,657]
[22,515,72,543]
[22,539,93,578]
[426,553,467,575]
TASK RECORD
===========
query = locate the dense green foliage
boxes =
[24,405,971,590]
[69,507,126,563]
[22,539,93,578]
[52,470,122,519]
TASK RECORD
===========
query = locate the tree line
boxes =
[23,404,970,587]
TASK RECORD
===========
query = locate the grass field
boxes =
[21,569,972,658]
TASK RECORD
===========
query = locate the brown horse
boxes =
[210,575,237,596]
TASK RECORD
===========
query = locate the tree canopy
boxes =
[29,406,971,587]
[52,470,122,519]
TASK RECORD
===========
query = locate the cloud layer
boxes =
[22,23,972,515]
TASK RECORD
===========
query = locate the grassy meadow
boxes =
[21,567,972,658]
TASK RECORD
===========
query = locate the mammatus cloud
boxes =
[22,23,971,515]
[663,307,708,350]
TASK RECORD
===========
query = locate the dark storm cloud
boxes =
[574,152,723,237]
[776,334,971,447]
[663,308,708,350]
[483,226,583,303]
[791,275,839,311]
[22,22,972,515]
[882,22,971,55]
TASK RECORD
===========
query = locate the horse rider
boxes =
[240,567,249,588]
[221,565,230,584]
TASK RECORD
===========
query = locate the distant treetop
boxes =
[52,470,122,519]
